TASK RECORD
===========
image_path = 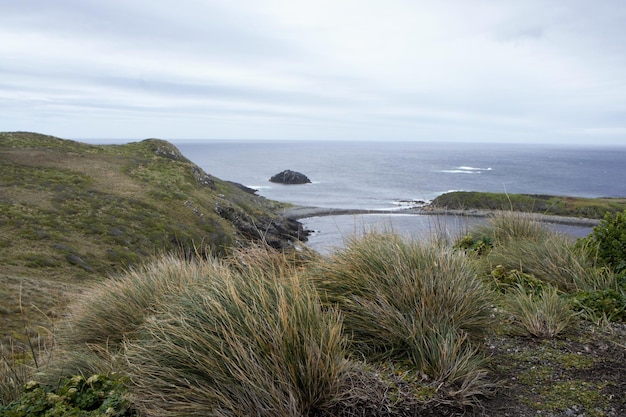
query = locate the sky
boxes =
[1,1,626,144]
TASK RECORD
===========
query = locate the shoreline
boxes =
[282,205,601,227]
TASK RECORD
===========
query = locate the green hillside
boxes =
[0,132,304,338]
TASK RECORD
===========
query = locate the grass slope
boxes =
[0,132,303,340]
[431,191,626,219]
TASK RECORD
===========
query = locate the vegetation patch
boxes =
[0,374,137,417]
[431,191,626,219]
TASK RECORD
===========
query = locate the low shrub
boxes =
[455,234,494,256]
[571,288,626,323]
[488,265,545,294]
[0,373,137,417]
[125,266,349,417]
[577,209,626,276]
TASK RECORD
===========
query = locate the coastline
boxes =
[282,205,601,227]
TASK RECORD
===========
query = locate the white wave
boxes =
[440,166,492,174]
[457,166,492,171]
[440,170,479,174]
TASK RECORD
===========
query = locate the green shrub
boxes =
[578,209,626,275]
[455,234,494,256]
[489,265,545,294]
[125,267,349,417]
[0,373,137,417]
[310,232,494,392]
[571,288,626,323]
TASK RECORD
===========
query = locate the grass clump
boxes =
[125,261,349,417]
[504,285,576,338]
[471,211,552,245]
[48,254,229,379]
[310,232,494,397]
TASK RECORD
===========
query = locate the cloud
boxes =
[1,0,625,143]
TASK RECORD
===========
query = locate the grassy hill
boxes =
[430,191,626,219]
[0,132,304,339]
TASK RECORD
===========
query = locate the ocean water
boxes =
[175,141,626,252]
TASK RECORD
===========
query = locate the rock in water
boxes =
[269,170,311,184]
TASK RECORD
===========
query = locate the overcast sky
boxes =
[1,1,626,144]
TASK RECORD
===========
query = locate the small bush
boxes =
[126,267,349,417]
[578,209,626,275]
[505,286,575,338]
[0,373,137,417]
[455,234,494,256]
[571,288,626,323]
[489,265,545,294]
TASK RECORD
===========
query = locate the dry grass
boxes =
[125,262,349,417]
[56,254,224,347]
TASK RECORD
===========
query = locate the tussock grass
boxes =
[310,232,494,394]
[125,265,348,417]
[505,286,575,338]
[474,211,552,245]
[485,235,610,293]
[51,254,230,377]
[227,243,319,282]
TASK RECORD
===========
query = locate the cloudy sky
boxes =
[1,1,626,144]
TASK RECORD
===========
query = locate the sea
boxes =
[173,141,626,253]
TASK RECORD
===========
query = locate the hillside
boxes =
[0,132,305,339]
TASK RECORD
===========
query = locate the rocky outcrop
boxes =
[269,170,311,184]
[214,200,310,248]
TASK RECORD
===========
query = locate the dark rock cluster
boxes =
[269,170,311,184]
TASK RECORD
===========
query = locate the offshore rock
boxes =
[269,170,311,184]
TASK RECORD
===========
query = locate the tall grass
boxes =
[309,231,494,392]
[48,254,230,380]
[57,254,226,349]
[485,235,613,293]
[0,337,47,405]
[125,264,349,417]
[472,211,552,245]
